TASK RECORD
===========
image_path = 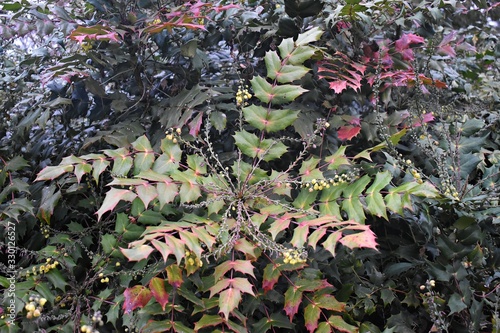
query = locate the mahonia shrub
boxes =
[33,28,441,332]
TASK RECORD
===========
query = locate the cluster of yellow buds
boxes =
[41,226,50,239]
[81,42,93,52]
[419,279,436,291]
[236,85,252,106]
[282,249,307,265]
[165,127,181,144]
[409,169,423,184]
[25,258,59,277]
[301,174,354,192]
[81,325,99,333]
[185,251,203,268]
[98,272,110,283]
[441,179,460,200]
[25,295,47,319]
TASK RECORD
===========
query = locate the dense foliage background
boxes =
[1,0,499,332]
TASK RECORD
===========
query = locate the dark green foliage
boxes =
[0,0,499,332]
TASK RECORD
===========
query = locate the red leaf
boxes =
[328,80,347,94]
[123,285,153,314]
[149,277,169,311]
[437,44,456,58]
[188,112,203,137]
[339,227,377,250]
[337,126,361,141]
[413,112,435,127]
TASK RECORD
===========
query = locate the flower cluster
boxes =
[282,249,307,265]
[236,84,252,106]
[301,174,356,192]
[25,295,47,319]
[98,272,110,284]
[24,258,59,277]
[165,127,181,143]
[185,251,203,268]
[80,310,104,333]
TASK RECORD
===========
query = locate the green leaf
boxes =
[323,231,342,257]
[299,157,323,181]
[194,314,225,331]
[328,315,359,333]
[314,294,345,311]
[275,65,310,83]
[45,269,68,291]
[325,146,351,170]
[365,171,392,219]
[120,245,154,261]
[104,147,133,177]
[295,27,323,46]
[271,84,308,104]
[265,50,282,80]
[166,264,184,288]
[278,38,295,60]
[101,234,117,254]
[96,188,137,221]
[448,293,467,314]
[134,152,155,174]
[136,184,158,208]
[149,277,169,311]
[5,156,29,171]
[92,158,110,184]
[35,164,74,181]
[234,130,288,161]
[171,170,201,203]
[342,175,371,223]
[293,189,318,210]
[262,263,281,292]
[304,303,321,333]
[251,76,273,103]
[219,287,241,320]
[289,45,317,65]
[242,105,299,132]
[37,184,62,224]
[250,76,308,104]
[284,286,303,321]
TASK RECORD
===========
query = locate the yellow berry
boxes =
[25,303,36,312]
[116,262,121,267]
[33,309,41,317]
[39,298,47,306]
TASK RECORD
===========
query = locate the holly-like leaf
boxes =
[136,184,158,208]
[262,264,281,292]
[339,226,377,250]
[323,231,342,257]
[120,245,154,261]
[166,264,184,289]
[337,126,361,141]
[96,188,137,221]
[35,164,74,181]
[37,184,62,224]
[328,315,359,333]
[295,26,323,46]
[219,287,241,319]
[304,304,321,333]
[123,285,153,314]
[242,105,299,132]
[149,277,169,311]
[234,130,287,161]
[250,76,308,105]
[314,294,345,312]
[284,286,303,321]
[194,315,225,331]
[213,260,256,281]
